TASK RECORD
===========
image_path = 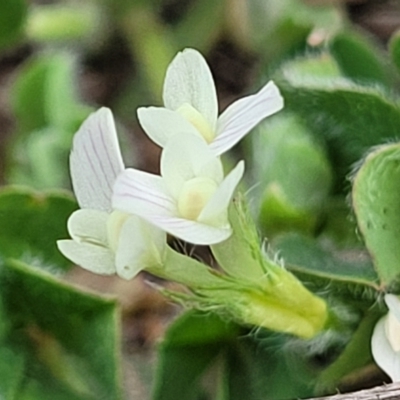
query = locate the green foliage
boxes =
[253,115,332,236]
[154,311,317,400]
[279,59,400,187]
[389,30,400,74]
[0,258,121,400]
[10,52,91,188]
[0,0,27,50]
[0,186,77,273]
[275,233,377,283]
[330,30,390,86]
[352,143,400,287]
[315,311,381,395]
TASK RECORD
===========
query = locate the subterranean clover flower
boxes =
[137,48,284,156]
[57,108,166,280]
[371,294,400,381]
[112,133,245,245]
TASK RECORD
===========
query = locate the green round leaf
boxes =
[352,143,400,286]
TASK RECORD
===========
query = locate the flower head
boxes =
[137,48,284,156]
[57,108,166,280]
[112,133,245,245]
[371,294,400,381]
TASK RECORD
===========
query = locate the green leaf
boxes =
[173,0,224,51]
[352,143,400,286]
[274,233,379,295]
[389,29,400,74]
[315,311,382,395]
[0,258,121,399]
[220,332,316,400]
[280,64,400,186]
[253,115,332,236]
[0,186,77,272]
[153,311,239,400]
[330,30,390,86]
[0,346,25,399]
[0,0,27,50]
[12,57,50,133]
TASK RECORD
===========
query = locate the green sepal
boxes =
[211,194,267,281]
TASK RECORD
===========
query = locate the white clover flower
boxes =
[112,133,245,245]
[371,294,400,381]
[137,48,284,156]
[57,108,166,280]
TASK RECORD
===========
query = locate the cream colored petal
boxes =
[143,214,231,245]
[212,81,284,156]
[198,161,245,226]
[70,107,124,211]
[115,216,166,280]
[112,168,177,217]
[161,133,223,198]
[67,209,109,246]
[371,316,400,382]
[163,48,218,129]
[137,106,201,148]
[57,239,115,275]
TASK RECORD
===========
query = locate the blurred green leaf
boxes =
[274,233,378,293]
[0,346,25,400]
[389,29,400,74]
[220,332,316,400]
[12,57,49,133]
[153,311,239,400]
[254,115,332,236]
[0,0,27,50]
[352,143,400,286]
[26,4,101,44]
[121,7,176,101]
[0,258,121,399]
[330,30,390,86]
[279,62,400,186]
[10,53,91,188]
[12,53,89,134]
[0,186,77,273]
[315,311,381,395]
[173,0,224,51]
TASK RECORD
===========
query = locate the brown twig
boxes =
[307,382,400,400]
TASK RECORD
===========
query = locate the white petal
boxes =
[161,133,223,198]
[67,209,109,246]
[112,168,177,217]
[137,107,202,148]
[142,214,231,245]
[115,216,166,280]
[211,81,284,156]
[198,161,245,226]
[57,239,116,275]
[163,48,218,130]
[386,294,400,322]
[70,107,124,211]
[371,316,400,382]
